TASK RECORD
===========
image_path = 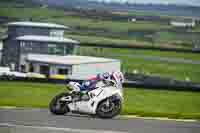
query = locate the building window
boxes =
[65,45,74,55]
[58,68,69,75]
[40,65,50,77]
[48,44,65,55]
[50,30,64,37]
[20,65,26,72]
[20,41,25,47]
[29,63,34,72]
[10,63,15,71]
[20,41,33,51]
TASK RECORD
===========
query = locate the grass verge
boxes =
[123,88,200,119]
[0,81,200,120]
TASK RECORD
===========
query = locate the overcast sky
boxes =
[94,0,200,6]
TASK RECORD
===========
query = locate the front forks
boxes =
[105,99,110,107]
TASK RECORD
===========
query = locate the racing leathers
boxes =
[80,72,111,92]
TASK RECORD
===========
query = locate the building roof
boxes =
[27,54,119,65]
[7,21,69,29]
[16,35,79,44]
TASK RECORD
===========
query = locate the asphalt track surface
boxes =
[0,108,200,133]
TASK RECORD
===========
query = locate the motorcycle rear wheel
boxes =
[49,93,70,115]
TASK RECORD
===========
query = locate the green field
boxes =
[191,25,200,32]
[0,81,200,119]
[154,31,200,47]
[66,34,154,47]
[78,47,200,61]
[66,34,188,49]
[78,47,200,82]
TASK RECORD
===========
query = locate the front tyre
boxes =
[49,93,70,115]
[96,98,122,119]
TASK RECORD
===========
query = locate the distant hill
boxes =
[1,0,200,18]
[32,0,90,7]
[31,0,200,18]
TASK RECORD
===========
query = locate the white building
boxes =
[26,54,121,80]
[1,21,121,80]
[131,18,137,22]
[170,19,196,27]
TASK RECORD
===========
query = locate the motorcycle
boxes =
[49,78,123,119]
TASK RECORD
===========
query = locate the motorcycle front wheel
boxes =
[49,93,70,115]
[96,98,122,119]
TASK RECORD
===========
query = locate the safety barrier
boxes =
[0,75,200,92]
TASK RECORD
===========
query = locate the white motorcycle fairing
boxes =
[67,85,123,114]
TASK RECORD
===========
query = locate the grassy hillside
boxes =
[0,6,171,32]
[0,1,199,49]
[78,47,200,82]
[66,34,188,49]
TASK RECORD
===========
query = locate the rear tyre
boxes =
[96,98,122,119]
[49,93,70,115]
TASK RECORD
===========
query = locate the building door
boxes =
[40,65,50,78]
[58,68,69,75]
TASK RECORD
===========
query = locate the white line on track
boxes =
[0,123,129,133]
[122,115,198,122]
[0,106,17,109]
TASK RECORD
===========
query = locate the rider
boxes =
[81,72,111,92]
[69,71,124,93]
